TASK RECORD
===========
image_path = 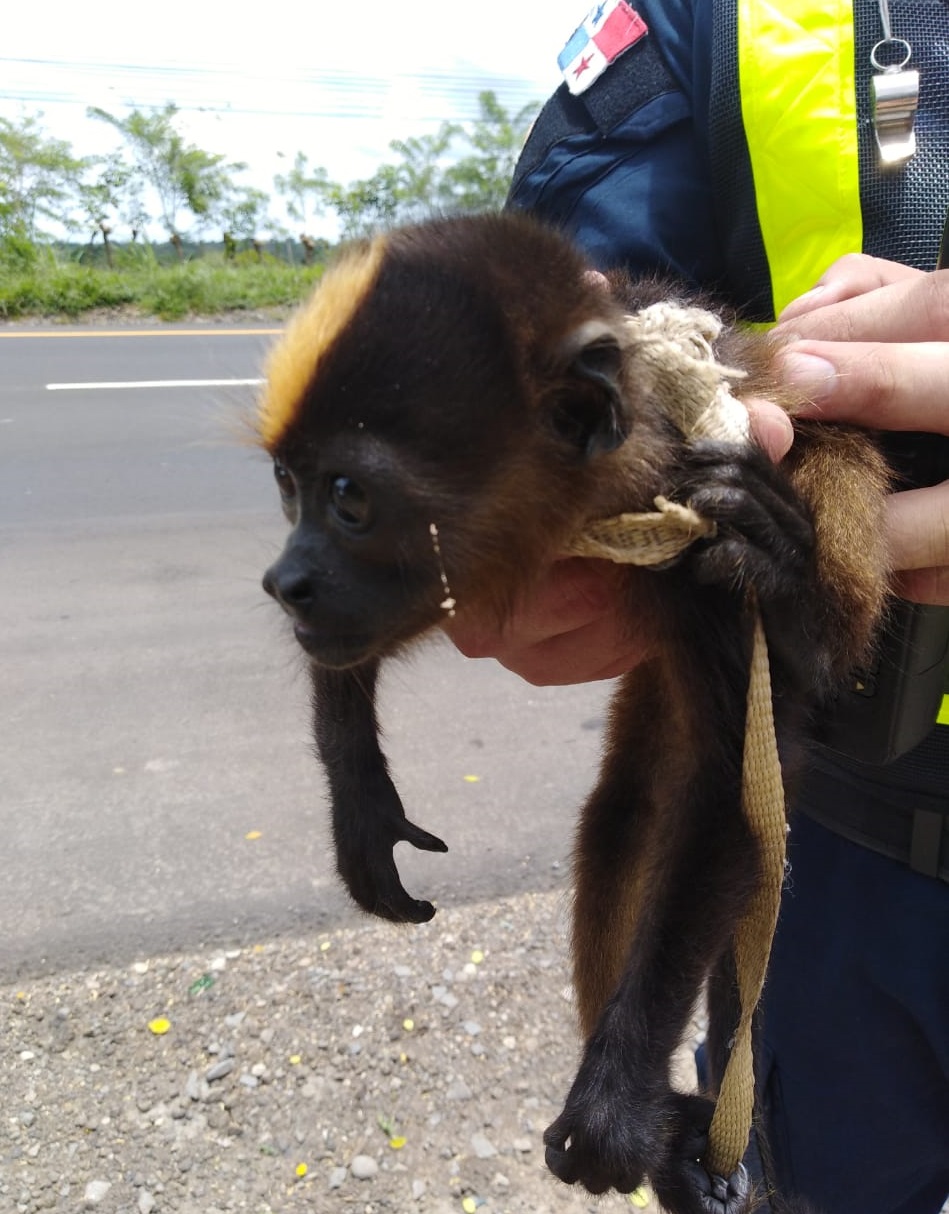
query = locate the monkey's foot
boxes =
[652,1098,754,1214]
[672,1163,752,1214]
[542,1052,669,1197]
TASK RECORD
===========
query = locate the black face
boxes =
[261,426,466,669]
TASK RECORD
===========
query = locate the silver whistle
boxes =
[870,37,919,165]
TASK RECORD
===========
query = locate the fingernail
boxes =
[746,402,794,462]
[776,278,850,324]
[777,285,826,323]
[779,351,838,404]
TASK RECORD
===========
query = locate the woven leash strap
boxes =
[705,607,787,1176]
[566,302,788,1180]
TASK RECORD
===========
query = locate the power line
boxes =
[0,55,544,89]
[0,56,548,119]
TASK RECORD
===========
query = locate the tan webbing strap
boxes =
[706,608,787,1176]
[566,302,789,1180]
[564,497,715,565]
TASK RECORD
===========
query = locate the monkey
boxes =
[257,211,889,1214]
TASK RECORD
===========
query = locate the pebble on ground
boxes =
[2,889,702,1214]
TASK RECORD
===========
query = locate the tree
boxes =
[319,92,540,238]
[88,103,246,255]
[442,91,540,213]
[0,113,84,243]
[325,164,403,240]
[385,122,460,218]
[74,152,137,266]
[273,151,330,237]
[219,186,270,258]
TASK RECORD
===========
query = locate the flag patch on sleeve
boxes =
[558,0,648,95]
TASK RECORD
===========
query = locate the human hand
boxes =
[446,558,654,685]
[774,254,949,605]
[445,401,793,687]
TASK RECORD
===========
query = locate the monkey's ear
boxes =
[553,321,629,456]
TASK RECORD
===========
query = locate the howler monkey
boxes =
[258,212,889,1214]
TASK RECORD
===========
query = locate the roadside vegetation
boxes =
[0,243,326,321]
[0,93,538,322]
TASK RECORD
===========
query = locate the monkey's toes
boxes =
[682,1162,752,1214]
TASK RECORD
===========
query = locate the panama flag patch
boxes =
[558,0,648,95]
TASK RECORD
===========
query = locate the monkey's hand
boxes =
[675,440,828,694]
[311,662,448,925]
[333,767,448,925]
[678,441,815,603]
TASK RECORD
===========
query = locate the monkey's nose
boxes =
[262,558,314,613]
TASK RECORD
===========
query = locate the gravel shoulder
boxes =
[2,889,700,1214]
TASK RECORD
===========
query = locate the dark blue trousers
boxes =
[757,813,949,1213]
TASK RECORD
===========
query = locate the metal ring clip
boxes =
[870,36,913,73]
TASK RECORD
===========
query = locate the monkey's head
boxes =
[259,213,662,669]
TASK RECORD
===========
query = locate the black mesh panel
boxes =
[707,0,774,320]
[856,0,949,269]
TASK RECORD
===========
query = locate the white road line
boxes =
[46,378,266,391]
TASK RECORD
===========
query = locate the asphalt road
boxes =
[0,324,612,980]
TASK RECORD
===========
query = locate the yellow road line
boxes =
[0,327,282,338]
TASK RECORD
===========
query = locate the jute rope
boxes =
[566,303,788,1179]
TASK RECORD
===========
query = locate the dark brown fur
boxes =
[259,212,890,1214]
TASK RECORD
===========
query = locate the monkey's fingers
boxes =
[377,890,438,924]
[678,1163,752,1214]
[398,817,449,854]
[362,860,438,924]
[371,818,446,920]
[684,446,814,556]
[338,838,440,924]
[543,1120,583,1187]
[543,1119,617,1195]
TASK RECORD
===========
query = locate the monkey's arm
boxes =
[310,661,448,924]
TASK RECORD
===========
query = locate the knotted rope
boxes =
[566,302,787,1180]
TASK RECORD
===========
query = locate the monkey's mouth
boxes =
[291,620,377,668]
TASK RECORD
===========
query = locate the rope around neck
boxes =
[567,302,787,1180]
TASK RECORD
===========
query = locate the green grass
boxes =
[0,252,325,322]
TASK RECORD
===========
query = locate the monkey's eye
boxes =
[273,458,296,500]
[329,475,371,530]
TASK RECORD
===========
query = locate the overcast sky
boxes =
[3,0,586,235]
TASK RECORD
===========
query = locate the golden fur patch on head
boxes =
[257,236,387,450]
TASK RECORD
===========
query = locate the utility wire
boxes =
[0,56,548,121]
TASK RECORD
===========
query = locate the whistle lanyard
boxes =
[870,0,919,164]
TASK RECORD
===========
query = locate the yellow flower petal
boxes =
[148,1017,171,1036]
[402,1018,414,1031]
[462,774,480,783]
[470,950,484,965]
[295,1162,308,1178]
[289,1054,302,1065]
[389,1136,406,1150]
[462,1199,477,1214]
[320,940,331,952]
[245,830,262,840]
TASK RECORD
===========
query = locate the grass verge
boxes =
[0,253,325,322]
